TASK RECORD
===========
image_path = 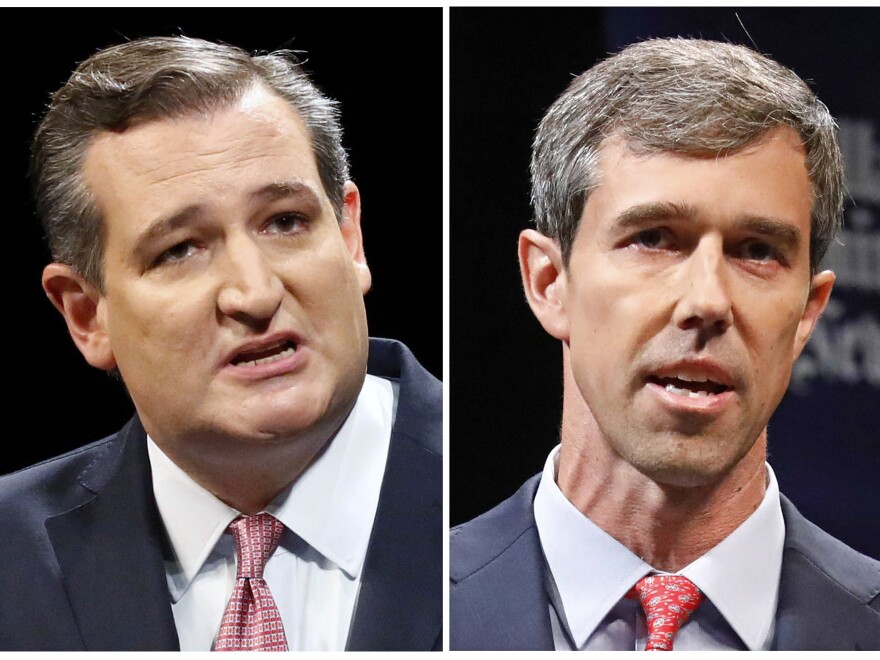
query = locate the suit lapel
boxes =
[450,475,555,650]
[772,495,879,650]
[772,547,851,649]
[346,339,443,650]
[46,418,179,651]
[455,527,554,649]
[346,428,442,650]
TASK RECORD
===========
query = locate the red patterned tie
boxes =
[627,574,703,651]
[214,514,289,652]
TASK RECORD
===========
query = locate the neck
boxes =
[184,439,333,514]
[556,355,767,572]
[146,411,349,514]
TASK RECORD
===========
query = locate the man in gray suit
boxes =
[451,38,879,650]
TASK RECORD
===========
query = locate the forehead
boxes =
[579,128,813,240]
[82,86,326,235]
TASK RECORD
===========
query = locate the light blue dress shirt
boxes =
[534,445,785,650]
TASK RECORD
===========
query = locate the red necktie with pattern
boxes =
[214,514,289,652]
[627,574,703,651]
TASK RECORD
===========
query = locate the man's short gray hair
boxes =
[530,38,844,275]
[32,36,350,290]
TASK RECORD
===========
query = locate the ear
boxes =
[42,263,117,371]
[792,269,835,361]
[339,181,371,295]
[519,229,570,341]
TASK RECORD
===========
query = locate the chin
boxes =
[622,437,746,490]
[636,461,728,489]
[246,390,356,441]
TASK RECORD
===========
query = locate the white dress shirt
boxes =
[534,445,785,651]
[147,374,396,651]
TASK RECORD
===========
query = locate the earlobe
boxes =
[793,269,835,361]
[42,263,117,371]
[340,181,371,295]
[519,229,569,341]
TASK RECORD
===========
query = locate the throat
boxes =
[557,437,768,572]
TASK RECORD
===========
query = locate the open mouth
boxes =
[231,339,297,367]
[647,375,731,399]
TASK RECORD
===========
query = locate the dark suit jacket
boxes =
[450,474,880,650]
[0,338,441,651]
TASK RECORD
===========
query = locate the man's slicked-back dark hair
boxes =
[531,38,844,275]
[32,36,350,290]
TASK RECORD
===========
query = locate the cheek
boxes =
[287,251,365,320]
[747,293,803,357]
[106,288,213,372]
[567,279,632,392]
[570,270,668,354]
[761,304,804,378]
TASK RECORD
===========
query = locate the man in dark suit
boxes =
[450,38,879,650]
[1,37,440,651]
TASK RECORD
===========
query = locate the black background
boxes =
[450,7,880,559]
[6,9,441,474]
[450,6,605,528]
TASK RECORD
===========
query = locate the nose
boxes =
[672,237,733,338]
[216,235,284,324]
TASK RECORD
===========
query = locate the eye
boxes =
[740,240,782,264]
[154,240,199,266]
[264,212,307,235]
[627,227,670,250]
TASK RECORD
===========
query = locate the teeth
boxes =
[674,374,708,383]
[238,346,295,367]
[664,383,712,398]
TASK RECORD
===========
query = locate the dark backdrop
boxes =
[6,9,441,475]
[450,7,880,559]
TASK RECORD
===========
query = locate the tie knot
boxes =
[228,513,284,580]
[628,574,703,651]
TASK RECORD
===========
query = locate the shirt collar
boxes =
[149,374,395,599]
[147,438,238,601]
[267,375,394,579]
[534,445,784,651]
[535,447,652,648]
[680,463,784,650]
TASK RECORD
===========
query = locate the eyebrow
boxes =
[610,202,802,248]
[135,205,203,251]
[736,216,802,249]
[247,180,322,206]
[611,202,698,232]
[135,179,322,250]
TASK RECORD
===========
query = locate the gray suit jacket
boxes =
[450,474,880,650]
[1,338,442,651]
